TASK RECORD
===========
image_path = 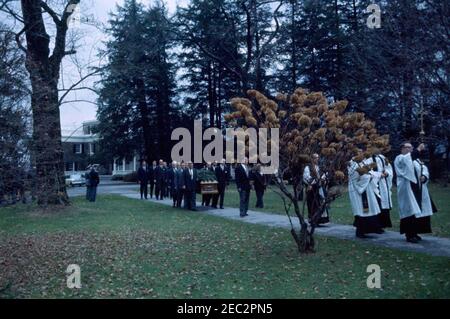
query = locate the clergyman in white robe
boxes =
[394,145,434,242]
[412,158,437,233]
[348,159,382,238]
[372,154,393,228]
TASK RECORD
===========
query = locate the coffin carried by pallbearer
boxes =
[196,169,219,195]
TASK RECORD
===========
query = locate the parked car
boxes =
[65,174,86,187]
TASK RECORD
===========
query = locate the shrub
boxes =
[123,172,138,183]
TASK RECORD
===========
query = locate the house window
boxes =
[66,162,75,172]
[74,144,83,154]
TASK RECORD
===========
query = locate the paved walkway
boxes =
[121,193,450,258]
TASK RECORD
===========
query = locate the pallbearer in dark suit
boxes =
[161,162,168,198]
[155,160,165,200]
[165,162,172,198]
[175,162,185,208]
[183,161,197,211]
[137,160,149,200]
[235,158,251,217]
[168,161,178,207]
[212,159,229,209]
[149,161,157,199]
[252,164,267,209]
[202,162,214,207]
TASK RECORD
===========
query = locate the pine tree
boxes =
[97,0,178,162]
[0,26,30,204]
[176,0,241,127]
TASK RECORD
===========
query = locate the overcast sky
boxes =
[60,0,188,131]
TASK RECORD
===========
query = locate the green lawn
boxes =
[222,184,450,238]
[0,196,449,299]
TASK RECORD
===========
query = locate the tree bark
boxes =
[292,199,316,253]
[20,0,79,206]
[32,89,68,206]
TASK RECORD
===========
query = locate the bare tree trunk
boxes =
[277,179,316,253]
[20,0,80,206]
[290,200,316,253]
[30,75,68,205]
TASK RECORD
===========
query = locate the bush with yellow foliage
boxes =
[225,88,390,253]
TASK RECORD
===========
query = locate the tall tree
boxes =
[346,0,449,148]
[0,25,30,204]
[144,3,178,159]
[97,0,178,162]
[176,0,283,97]
[176,0,241,127]
[1,0,81,205]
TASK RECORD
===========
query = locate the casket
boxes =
[200,181,219,195]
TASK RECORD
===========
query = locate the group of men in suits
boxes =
[137,159,231,212]
[137,160,171,201]
[138,157,269,217]
[198,158,268,217]
[201,160,230,210]
[235,158,269,217]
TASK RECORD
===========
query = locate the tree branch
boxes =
[0,1,24,23]
[58,69,101,105]
[40,0,61,26]
[49,0,80,67]
[60,99,98,106]
[258,0,283,59]
[14,26,27,53]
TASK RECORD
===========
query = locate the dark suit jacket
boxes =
[167,168,177,189]
[148,166,156,183]
[235,164,251,191]
[174,168,184,190]
[154,166,165,186]
[215,165,229,188]
[183,168,197,191]
[252,171,266,192]
[89,170,100,187]
[137,167,149,183]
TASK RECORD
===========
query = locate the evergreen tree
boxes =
[97,0,178,161]
[176,0,283,100]
[176,0,242,127]
[0,27,30,203]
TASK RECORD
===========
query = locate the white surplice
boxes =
[413,159,435,218]
[394,153,421,219]
[348,160,381,217]
[372,154,393,210]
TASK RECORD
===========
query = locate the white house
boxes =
[61,120,137,176]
